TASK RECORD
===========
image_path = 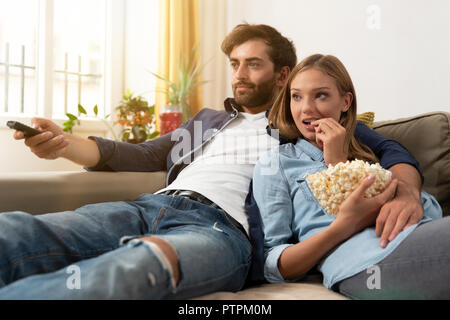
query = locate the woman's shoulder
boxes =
[259,141,302,160]
[255,141,317,178]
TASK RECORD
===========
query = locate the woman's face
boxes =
[289,68,351,147]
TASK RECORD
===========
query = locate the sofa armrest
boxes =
[0,171,167,215]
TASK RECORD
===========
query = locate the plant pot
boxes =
[159,105,183,136]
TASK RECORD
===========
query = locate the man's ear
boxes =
[276,66,290,87]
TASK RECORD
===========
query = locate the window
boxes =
[0,0,124,127]
[0,0,38,116]
[52,0,106,118]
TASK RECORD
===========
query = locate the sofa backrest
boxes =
[373,111,450,216]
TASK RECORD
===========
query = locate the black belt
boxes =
[160,189,248,238]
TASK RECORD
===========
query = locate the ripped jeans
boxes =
[0,193,252,299]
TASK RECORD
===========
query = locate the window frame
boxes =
[0,0,125,134]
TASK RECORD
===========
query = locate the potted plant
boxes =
[63,90,158,144]
[115,90,159,143]
[150,47,207,124]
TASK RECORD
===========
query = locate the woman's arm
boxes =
[277,223,347,280]
[252,151,296,283]
[278,175,398,281]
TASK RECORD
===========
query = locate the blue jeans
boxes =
[335,216,450,299]
[0,193,252,299]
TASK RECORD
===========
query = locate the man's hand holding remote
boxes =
[13,117,101,168]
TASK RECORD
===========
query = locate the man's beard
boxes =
[232,77,277,109]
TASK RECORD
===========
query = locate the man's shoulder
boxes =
[186,108,233,131]
[193,107,230,119]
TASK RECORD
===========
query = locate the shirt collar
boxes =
[224,98,240,113]
[295,138,324,162]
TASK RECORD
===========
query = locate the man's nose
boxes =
[234,64,248,80]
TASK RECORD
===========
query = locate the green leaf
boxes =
[66,113,78,121]
[93,104,98,116]
[78,104,87,115]
[147,131,159,139]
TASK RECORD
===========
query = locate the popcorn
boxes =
[305,160,392,215]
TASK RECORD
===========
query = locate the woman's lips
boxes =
[302,119,318,131]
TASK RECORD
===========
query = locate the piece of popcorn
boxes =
[305,160,392,215]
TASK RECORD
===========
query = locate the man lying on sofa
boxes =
[1,23,423,299]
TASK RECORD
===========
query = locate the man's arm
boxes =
[14,118,101,167]
[15,117,174,172]
[375,163,424,248]
[85,134,174,172]
[354,122,424,247]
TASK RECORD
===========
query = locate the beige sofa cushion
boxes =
[373,112,450,216]
[0,171,167,214]
[195,274,347,300]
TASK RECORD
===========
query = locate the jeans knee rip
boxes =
[123,238,177,293]
[119,235,140,246]
[143,241,177,293]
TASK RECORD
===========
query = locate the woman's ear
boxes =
[342,92,353,112]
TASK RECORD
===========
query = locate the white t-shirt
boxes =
[156,111,279,234]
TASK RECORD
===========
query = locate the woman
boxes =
[252,54,447,299]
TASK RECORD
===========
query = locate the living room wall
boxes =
[226,0,450,121]
[3,0,449,172]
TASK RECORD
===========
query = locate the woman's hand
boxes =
[331,175,399,241]
[311,118,347,166]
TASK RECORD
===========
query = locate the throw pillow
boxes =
[357,112,375,128]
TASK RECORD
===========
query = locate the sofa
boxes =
[0,111,448,300]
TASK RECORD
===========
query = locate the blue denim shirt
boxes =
[252,138,442,288]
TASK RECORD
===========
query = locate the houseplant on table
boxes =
[150,47,207,135]
[63,90,158,143]
[115,90,159,143]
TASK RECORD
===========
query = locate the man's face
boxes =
[229,39,280,114]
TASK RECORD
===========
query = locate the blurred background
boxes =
[1,0,449,172]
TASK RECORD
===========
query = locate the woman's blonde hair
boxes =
[268,54,379,163]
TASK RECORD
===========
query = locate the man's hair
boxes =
[221,23,297,71]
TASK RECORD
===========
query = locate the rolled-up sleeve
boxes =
[252,150,294,283]
[84,133,175,172]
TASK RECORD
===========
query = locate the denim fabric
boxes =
[336,216,450,299]
[85,100,423,286]
[252,138,442,287]
[0,194,251,299]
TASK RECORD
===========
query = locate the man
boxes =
[1,24,423,299]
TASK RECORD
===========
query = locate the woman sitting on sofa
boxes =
[252,54,448,299]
